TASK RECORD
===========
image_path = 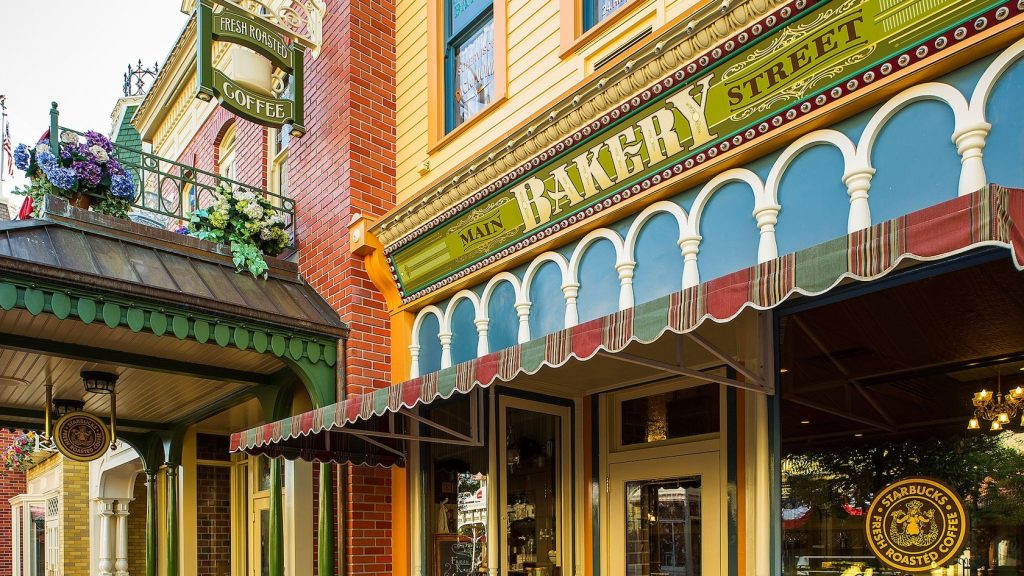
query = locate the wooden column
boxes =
[165,466,179,576]
[318,464,335,576]
[270,459,285,576]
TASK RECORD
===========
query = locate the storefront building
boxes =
[1,1,399,576]
[231,0,1024,575]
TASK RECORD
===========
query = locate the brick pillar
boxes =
[287,0,396,575]
[0,431,27,575]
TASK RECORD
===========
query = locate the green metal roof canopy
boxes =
[0,196,345,419]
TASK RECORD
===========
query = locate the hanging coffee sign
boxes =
[52,411,111,462]
[195,0,306,135]
[864,477,968,572]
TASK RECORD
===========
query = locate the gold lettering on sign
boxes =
[511,73,716,229]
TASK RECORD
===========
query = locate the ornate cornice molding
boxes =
[373,0,784,247]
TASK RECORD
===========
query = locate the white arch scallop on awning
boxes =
[231,185,1024,464]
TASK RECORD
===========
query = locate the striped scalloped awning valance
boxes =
[231,184,1024,460]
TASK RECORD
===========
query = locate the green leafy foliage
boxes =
[188,183,291,279]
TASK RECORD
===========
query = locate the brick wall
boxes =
[170,0,398,572]
[175,109,267,190]
[128,472,148,576]
[286,1,398,574]
[61,459,91,576]
[345,466,393,575]
[197,465,232,576]
[0,430,27,575]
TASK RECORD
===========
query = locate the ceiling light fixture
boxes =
[81,371,118,395]
[967,370,1023,430]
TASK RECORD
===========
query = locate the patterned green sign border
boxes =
[386,0,1019,303]
[196,0,306,135]
[0,281,337,367]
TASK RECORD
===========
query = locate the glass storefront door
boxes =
[499,397,572,576]
[609,452,721,576]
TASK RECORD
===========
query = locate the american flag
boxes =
[2,122,12,177]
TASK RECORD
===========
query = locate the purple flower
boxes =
[83,131,114,154]
[106,158,125,176]
[175,225,190,235]
[72,160,102,187]
[13,145,30,171]
[111,173,135,199]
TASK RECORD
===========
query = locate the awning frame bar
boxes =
[329,388,485,447]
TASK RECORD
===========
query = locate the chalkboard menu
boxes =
[434,535,475,576]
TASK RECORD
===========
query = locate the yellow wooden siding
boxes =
[395,0,703,204]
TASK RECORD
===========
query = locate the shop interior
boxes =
[778,254,1024,576]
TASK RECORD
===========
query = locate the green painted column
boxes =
[166,466,179,576]
[318,464,335,576]
[145,470,158,576]
[270,459,285,576]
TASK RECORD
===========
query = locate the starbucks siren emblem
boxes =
[865,477,968,573]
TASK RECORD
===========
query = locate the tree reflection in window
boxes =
[782,433,1024,575]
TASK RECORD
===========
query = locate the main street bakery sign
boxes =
[387,0,1020,301]
[195,0,306,135]
[865,477,968,572]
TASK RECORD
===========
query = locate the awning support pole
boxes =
[269,459,285,576]
[400,410,477,443]
[349,432,407,458]
[596,350,767,393]
[318,464,335,576]
[684,332,766,388]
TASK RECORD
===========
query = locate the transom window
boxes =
[445,0,495,131]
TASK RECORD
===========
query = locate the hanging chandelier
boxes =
[967,372,1024,431]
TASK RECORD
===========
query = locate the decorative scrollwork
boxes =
[218,0,327,58]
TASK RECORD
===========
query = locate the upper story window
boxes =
[445,0,495,132]
[270,78,291,199]
[584,0,631,31]
[218,123,237,181]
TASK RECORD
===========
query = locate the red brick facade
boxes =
[0,430,28,576]
[173,0,397,573]
[197,465,232,576]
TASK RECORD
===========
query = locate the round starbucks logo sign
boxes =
[865,477,968,572]
[53,411,110,462]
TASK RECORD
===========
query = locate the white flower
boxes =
[59,131,79,144]
[89,145,108,162]
[35,143,50,155]
[232,188,256,203]
[243,201,265,221]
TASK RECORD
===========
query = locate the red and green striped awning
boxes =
[230,184,1024,461]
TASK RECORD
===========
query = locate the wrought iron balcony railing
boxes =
[47,103,296,248]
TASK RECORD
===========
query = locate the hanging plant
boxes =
[2,431,43,472]
[187,183,290,278]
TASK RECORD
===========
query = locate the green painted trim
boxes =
[269,459,285,576]
[165,466,180,576]
[196,0,216,101]
[318,464,335,576]
[0,279,338,367]
[145,469,158,576]
[196,0,305,132]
